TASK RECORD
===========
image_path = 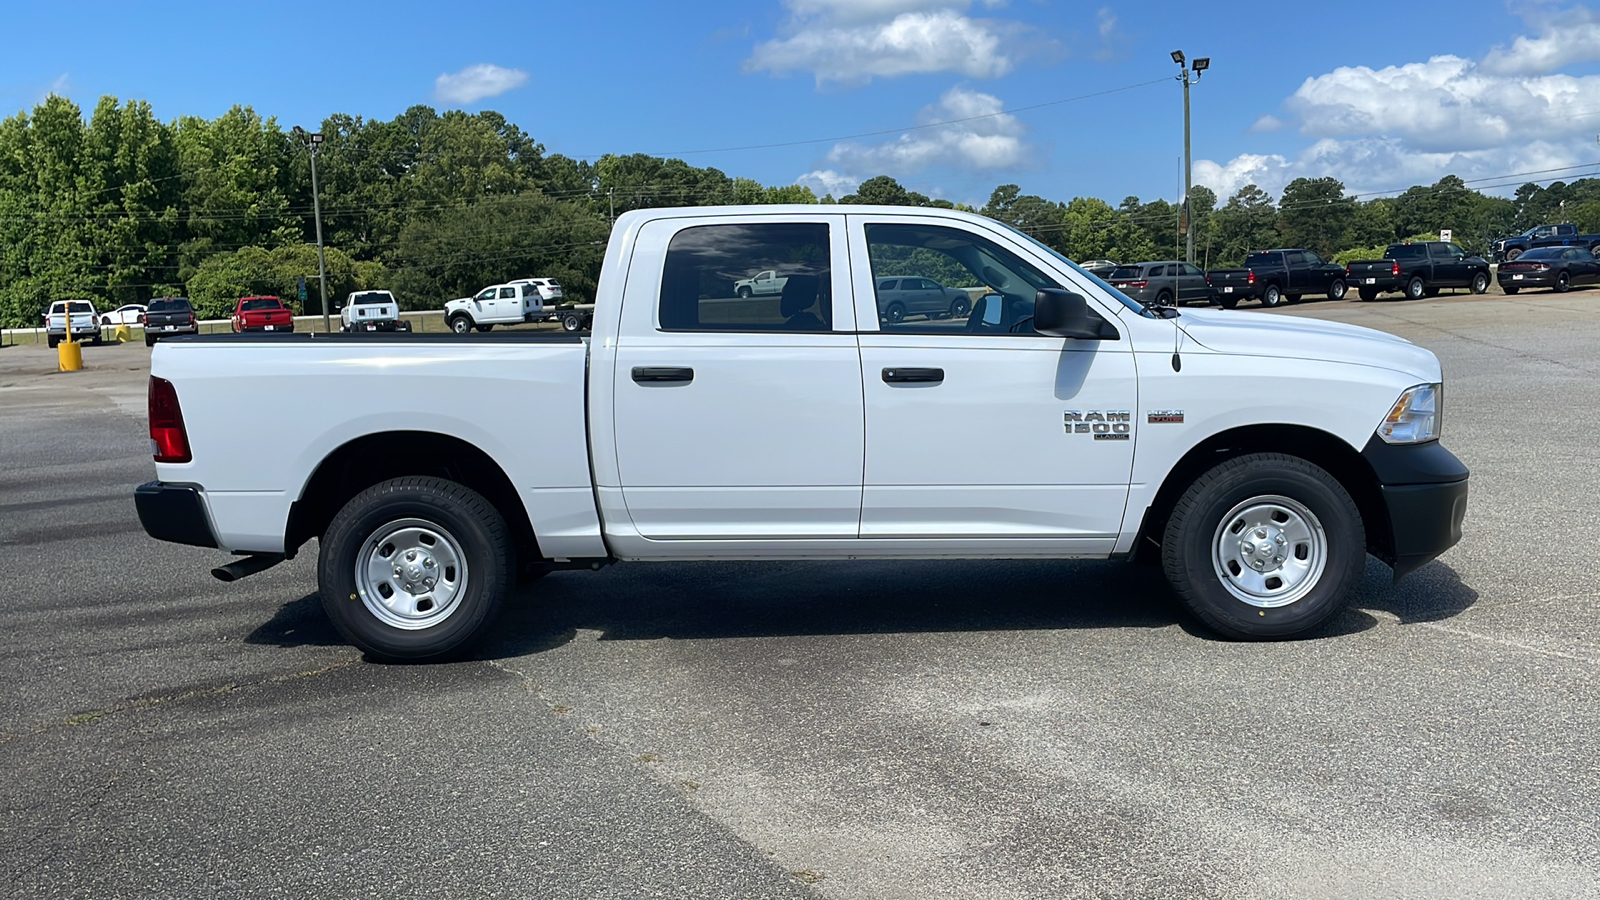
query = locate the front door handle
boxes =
[882,367,944,384]
[632,366,694,384]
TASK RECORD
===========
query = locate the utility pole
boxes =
[293,126,331,333]
[1171,51,1209,264]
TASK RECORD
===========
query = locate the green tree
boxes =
[1210,184,1277,267]
[1276,176,1352,258]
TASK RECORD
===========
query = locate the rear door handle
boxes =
[631,366,694,384]
[882,367,944,384]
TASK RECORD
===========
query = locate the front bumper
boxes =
[1361,438,1469,579]
[135,482,218,548]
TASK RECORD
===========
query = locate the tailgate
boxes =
[1207,270,1252,286]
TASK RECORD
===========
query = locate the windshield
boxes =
[992,221,1147,315]
[242,298,282,311]
[148,298,190,312]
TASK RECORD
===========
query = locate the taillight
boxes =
[1344,266,1351,276]
[149,376,192,464]
[1247,271,1256,285]
[1115,280,1148,289]
[1391,262,1401,276]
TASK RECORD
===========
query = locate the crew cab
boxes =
[339,290,411,333]
[232,296,294,333]
[1345,242,1490,301]
[44,300,101,348]
[135,205,1470,662]
[733,270,787,297]
[445,281,547,334]
[1206,249,1348,309]
[1490,223,1600,262]
[143,297,198,346]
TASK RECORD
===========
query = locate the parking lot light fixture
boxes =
[1173,51,1208,264]
[1171,50,1185,65]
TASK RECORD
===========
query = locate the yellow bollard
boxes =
[58,335,83,372]
[115,323,131,343]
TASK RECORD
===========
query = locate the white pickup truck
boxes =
[136,205,1468,661]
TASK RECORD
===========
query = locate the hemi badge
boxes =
[1148,410,1184,424]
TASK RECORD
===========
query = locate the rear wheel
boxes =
[1217,294,1239,310]
[1161,453,1364,640]
[145,335,156,347]
[885,302,906,323]
[47,334,59,349]
[1328,279,1347,301]
[1555,271,1571,293]
[318,477,512,662]
[1358,287,1379,301]
[1155,290,1174,307]
[1260,284,1283,308]
[1504,286,1520,295]
[1423,286,1440,297]
[948,296,971,318]
[1405,276,1426,300]
[561,314,583,332]
[1471,272,1489,294]
[449,314,473,334]
[475,324,494,333]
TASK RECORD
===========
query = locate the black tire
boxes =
[1328,279,1347,301]
[475,324,494,333]
[1358,287,1379,302]
[1217,294,1239,310]
[562,314,583,332]
[318,477,513,662]
[1287,293,1303,304]
[1161,453,1365,640]
[145,335,156,347]
[949,296,971,317]
[398,321,412,332]
[1555,271,1571,293]
[1505,248,1523,262]
[47,334,59,349]
[1260,284,1283,308]
[1589,243,1600,257]
[91,331,103,346]
[1405,276,1426,300]
[737,286,752,299]
[1504,286,1519,295]
[1155,290,1174,307]
[100,316,112,326]
[449,315,473,335]
[1470,272,1489,294]
[885,302,906,323]
[1422,286,1439,297]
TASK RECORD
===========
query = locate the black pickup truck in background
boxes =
[1205,249,1348,309]
[1345,242,1491,301]
[1490,223,1600,262]
[142,296,199,346]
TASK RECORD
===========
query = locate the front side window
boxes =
[659,222,831,332]
[866,222,1074,335]
[1302,252,1325,266]
[476,288,496,302]
[1285,251,1305,266]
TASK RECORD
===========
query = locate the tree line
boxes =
[3,94,1598,326]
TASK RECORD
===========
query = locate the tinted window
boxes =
[498,287,516,299]
[1302,251,1325,266]
[659,223,831,332]
[878,279,899,291]
[1108,267,1143,280]
[148,298,191,312]
[1386,244,1427,259]
[1146,265,1167,277]
[241,298,281,311]
[1244,252,1280,267]
[866,222,1076,336]
[1284,251,1305,266]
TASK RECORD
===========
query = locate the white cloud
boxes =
[46,73,70,98]
[796,169,861,197]
[1482,5,1600,75]
[433,64,530,105]
[1249,114,1285,133]
[822,87,1031,174]
[745,0,1049,86]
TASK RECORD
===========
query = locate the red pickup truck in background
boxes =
[231,296,295,333]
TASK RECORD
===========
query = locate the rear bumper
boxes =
[135,482,218,548]
[1352,276,1402,292]
[1497,273,1556,289]
[238,324,294,332]
[1361,438,1469,579]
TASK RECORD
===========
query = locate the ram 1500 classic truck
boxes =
[1345,242,1491,301]
[1206,249,1348,308]
[1490,223,1600,262]
[231,296,295,333]
[135,205,1470,661]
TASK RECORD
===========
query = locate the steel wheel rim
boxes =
[355,518,470,630]
[1211,495,1328,608]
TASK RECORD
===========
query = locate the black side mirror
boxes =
[1033,289,1100,340]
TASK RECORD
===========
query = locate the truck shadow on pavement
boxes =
[475,556,1480,660]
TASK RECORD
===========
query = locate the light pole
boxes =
[292,125,331,333]
[1171,51,1209,265]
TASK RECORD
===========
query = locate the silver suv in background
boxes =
[875,276,974,322]
[1106,260,1215,307]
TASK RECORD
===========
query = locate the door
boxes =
[1299,252,1332,293]
[611,214,863,539]
[849,215,1137,548]
[1177,263,1207,303]
[1433,243,1470,286]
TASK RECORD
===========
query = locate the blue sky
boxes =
[6,0,1600,208]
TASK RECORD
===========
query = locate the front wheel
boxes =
[737,286,752,299]
[1505,248,1523,262]
[1161,453,1365,640]
[1260,284,1283,308]
[449,315,473,334]
[1328,279,1347,301]
[1471,272,1489,294]
[318,477,512,661]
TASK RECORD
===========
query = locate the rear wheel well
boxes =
[285,432,542,571]
[1131,425,1392,565]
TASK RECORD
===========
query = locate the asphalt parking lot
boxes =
[3,291,1598,899]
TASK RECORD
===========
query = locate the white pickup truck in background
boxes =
[45,300,102,347]
[338,290,411,333]
[136,205,1469,661]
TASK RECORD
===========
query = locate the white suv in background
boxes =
[517,277,562,302]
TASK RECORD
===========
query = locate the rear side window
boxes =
[1386,244,1426,259]
[1146,265,1167,277]
[659,223,832,332]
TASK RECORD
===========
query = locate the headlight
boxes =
[1377,383,1441,444]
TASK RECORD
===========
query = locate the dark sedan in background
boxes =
[1496,246,1600,294]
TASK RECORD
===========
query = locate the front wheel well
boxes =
[285,431,541,571]
[1131,424,1392,566]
